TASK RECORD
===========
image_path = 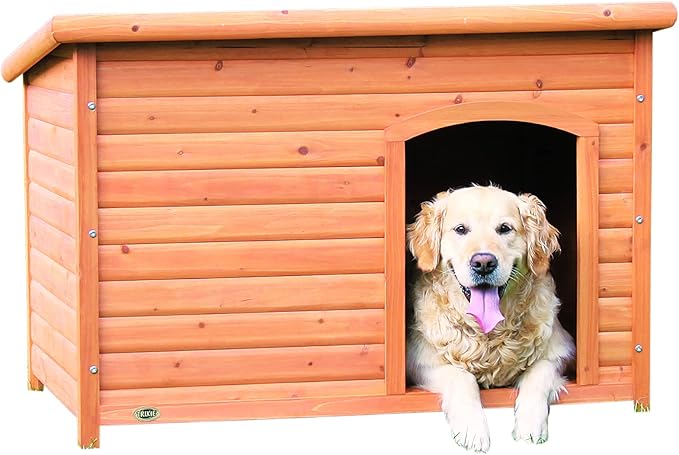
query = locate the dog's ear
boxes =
[517,193,561,276]
[407,192,447,272]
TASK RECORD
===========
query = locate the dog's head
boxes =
[407,186,560,331]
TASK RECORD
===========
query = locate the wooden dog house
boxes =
[2,2,676,448]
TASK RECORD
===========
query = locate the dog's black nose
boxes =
[470,253,498,276]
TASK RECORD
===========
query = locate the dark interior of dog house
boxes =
[405,121,577,381]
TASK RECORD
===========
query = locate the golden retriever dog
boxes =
[406,185,574,452]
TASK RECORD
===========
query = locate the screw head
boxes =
[87,101,96,111]
[636,94,645,103]
[88,229,97,238]
[635,215,644,224]
[89,365,99,374]
[635,344,643,353]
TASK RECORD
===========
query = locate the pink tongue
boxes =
[467,287,504,333]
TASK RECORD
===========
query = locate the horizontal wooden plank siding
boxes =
[598,366,632,384]
[99,273,385,317]
[26,85,74,129]
[99,238,384,281]
[30,280,77,343]
[100,344,385,389]
[26,56,75,93]
[29,248,77,308]
[100,309,385,353]
[95,32,635,61]
[599,193,633,228]
[599,124,633,159]
[29,182,76,237]
[599,331,633,366]
[27,151,75,201]
[98,202,384,244]
[30,311,79,379]
[97,89,633,134]
[599,262,633,298]
[97,131,385,171]
[29,215,76,273]
[598,228,632,263]
[27,118,74,165]
[97,54,633,97]
[31,345,78,415]
[100,380,386,406]
[599,159,633,193]
[599,297,633,332]
[98,167,384,207]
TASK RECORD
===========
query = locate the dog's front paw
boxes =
[512,400,549,444]
[445,401,490,452]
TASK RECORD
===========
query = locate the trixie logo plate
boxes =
[133,407,160,422]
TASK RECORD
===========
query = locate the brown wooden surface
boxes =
[30,280,77,343]
[100,309,384,353]
[385,101,599,140]
[96,89,632,135]
[26,86,74,129]
[73,44,100,448]
[99,238,384,281]
[27,118,74,165]
[599,262,633,297]
[97,54,632,98]
[27,151,75,201]
[385,141,405,395]
[599,331,633,366]
[632,31,652,410]
[2,20,58,82]
[98,167,384,207]
[599,365,632,384]
[599,123,634,159]
[30,248,77,307]
[97,131,385,171]
[599,193,633,228]
[99,383,633,425]
[29,215,76,273]
[598,228,633,263]
[31,345,78,414]
[576,136,599,386]
[30,311,78,378]
[599,297,633,332]
[95,32,635,62]
[26,56,74,93]
[100,344,385,389]
[101,380,386,406]
[99,274,385,317]
[599,159,634,193]
[98,202,384,244]
[29,183,76,237]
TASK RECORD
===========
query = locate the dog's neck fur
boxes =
[411,264,561,388]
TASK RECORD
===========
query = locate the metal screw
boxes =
[635,215,644,224]
[635,344,643,353]
[87,101,96,111]
[636,94,645,103]
[89,365,99,374]
[88,229,97,238]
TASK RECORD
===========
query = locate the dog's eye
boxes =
[497,223,513,234]
[453,224,468,235]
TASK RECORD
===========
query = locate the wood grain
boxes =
[96,89,633,135]
[97,202,384,244]
[98,167,384,208]
[599,124,634,159]
[26,85,74,129]
[29,215,76,273]
[2,20,58,82]
[100,380,386,406]
[26,56,74,93]
[99,344,385,389]
[99,274,385,317]
[599,331,633,366]
[385,142,405,395]
[632,31,653,410]
[99,309,385,353]
[27,151,75,201]
[598,228,633,263]
[599,297,632,332]
[98,238,384,281]
[599,262,633,298]
[28,182,76,237]
[599,193,633,228]
[599,365,632,384]
[31,345,78,415]
[30,280,77,343]
[97,131,385,171]
[576,136,599,386]
[27,118,74,165]
[30,248,77,308]
[30,311,78,379]
[599,159,633,193]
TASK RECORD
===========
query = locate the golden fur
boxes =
[406,185,574,451]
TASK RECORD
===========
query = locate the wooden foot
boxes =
[28,374,44,391]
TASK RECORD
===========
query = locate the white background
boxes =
[0,1,677,454]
